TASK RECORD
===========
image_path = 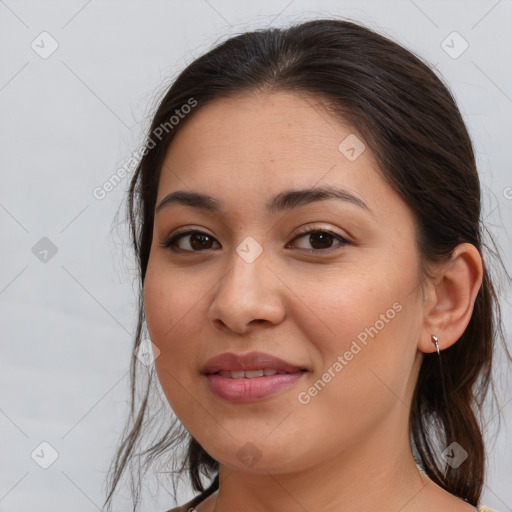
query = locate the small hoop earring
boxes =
[431,334,440,356]
[431,334,449,407]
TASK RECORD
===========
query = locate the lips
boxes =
[201,351,307,375]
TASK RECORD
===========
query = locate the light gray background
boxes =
[1,1,511,511]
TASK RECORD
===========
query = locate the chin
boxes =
[205,441,309,475]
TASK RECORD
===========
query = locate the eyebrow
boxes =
[156,186,372,215]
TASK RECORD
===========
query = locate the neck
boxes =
[209,410,431,512]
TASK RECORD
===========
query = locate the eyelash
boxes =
[159,227,351,253]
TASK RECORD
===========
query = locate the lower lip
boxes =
[205,372,307,402]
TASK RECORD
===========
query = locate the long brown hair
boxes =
[104,18,510,511]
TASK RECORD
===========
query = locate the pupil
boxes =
[310,232,333,249]
[190,233,212,250]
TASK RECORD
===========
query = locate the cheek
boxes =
[288,265,420,399]
[286,287,416,456]
[143,262,204,383]
[288,269,396,355]
[144,256,205,341]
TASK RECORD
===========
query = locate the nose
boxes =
[206,249,286,335]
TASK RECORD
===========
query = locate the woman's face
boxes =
[144,91,427,474]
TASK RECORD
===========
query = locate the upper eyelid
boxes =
[292,225,348,239]
[288,229,350,248]
[168,226,347,241]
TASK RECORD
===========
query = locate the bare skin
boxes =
[144,91,483,512]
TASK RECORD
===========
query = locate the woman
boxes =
[104,18,509,512]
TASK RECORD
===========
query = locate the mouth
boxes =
[205,370,308,402]
[201,350,308,375]
[201,351,309,402]
[211,369,308,379]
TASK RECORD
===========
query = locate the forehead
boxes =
[165,91,359,163]
[156,91,397,218]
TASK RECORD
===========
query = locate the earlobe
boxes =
[418,243,484,354]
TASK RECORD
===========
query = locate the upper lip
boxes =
[201,351,307,374]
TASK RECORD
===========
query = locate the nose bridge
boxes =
[207,239,285,333]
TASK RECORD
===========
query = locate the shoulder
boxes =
[164,496,200,512]
[163,506,193,512]
[164,500,499,512]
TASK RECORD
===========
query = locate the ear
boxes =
[418,243,484,354]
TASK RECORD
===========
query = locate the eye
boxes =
[160,227,350,253]
[160,230,221,252]
[287,228,350,251]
